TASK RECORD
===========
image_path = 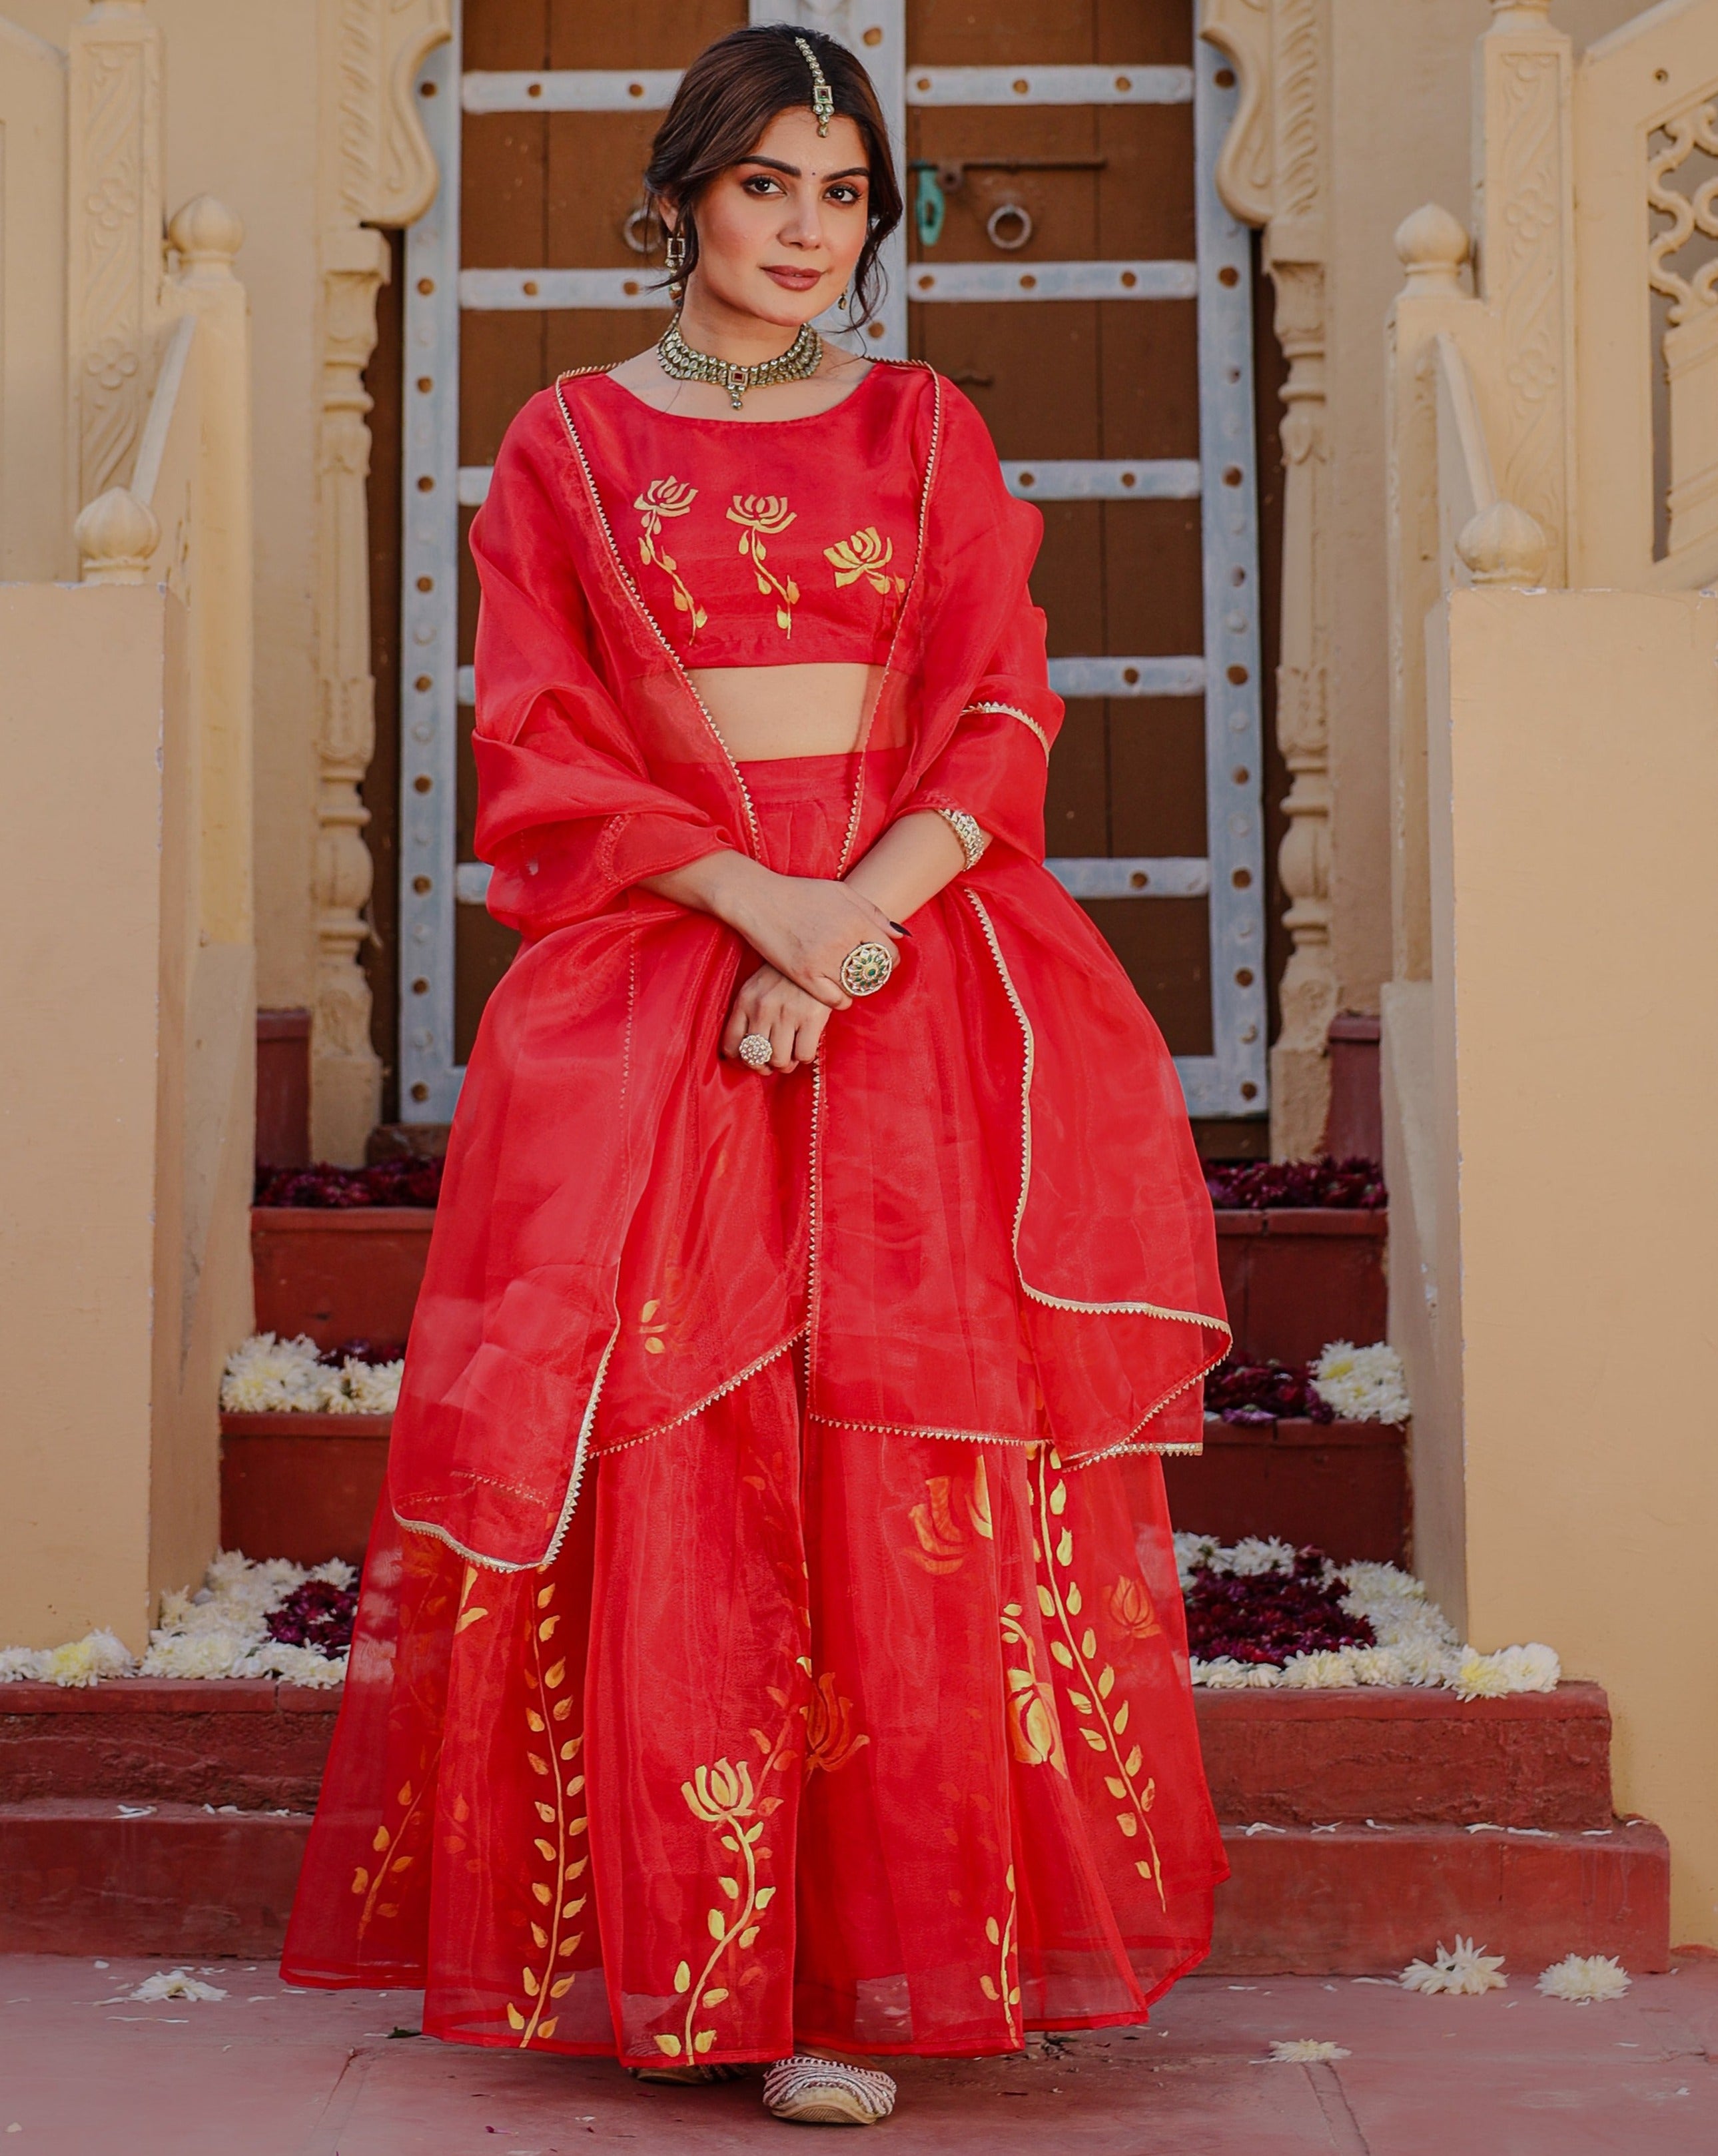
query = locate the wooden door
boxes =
[391,0,1267,1134]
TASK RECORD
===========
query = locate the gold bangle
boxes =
[937,807,986,871]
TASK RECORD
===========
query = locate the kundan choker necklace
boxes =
[655,316,823,410]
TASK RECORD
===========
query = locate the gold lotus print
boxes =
[1033,1448,1166,1910]
[906,1457,995,1577]
[726,494,799,635]
[506,1577,588,2045]
[803,1671,869,1774]
[824,526,905,597]
[658,1756,779,2064]
[634,477,706,636]
[999,1604,1069,1776]
[1104,1575,1163,1642]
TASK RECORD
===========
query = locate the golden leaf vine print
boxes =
[634,478,706,636]
[1033,1447,1168,1910]
[663,1757,779,2061]
[726,495,799,635]
[977,1862,1021,2044]
[506,1578,588,2045]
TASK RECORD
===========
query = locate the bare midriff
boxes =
[688,661,881,761]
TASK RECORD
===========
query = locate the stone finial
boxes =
[168,194,244,284]
[1394,204,1470,290]
[1456,500,1549,587]
[75,486,161,584]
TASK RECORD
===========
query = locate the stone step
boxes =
[1208,1819,1671,1976]
[0,1680,336,1810]
[1166,1415,1408,1564]
[1214,1209,1386,1366]
[1196,1682,1614,1830]
[0,1801,311,1958]
[219,1414,388,1570]
[0,1680,1613,1830]
[0,1678,1668,1972]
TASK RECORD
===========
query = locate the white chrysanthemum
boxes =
[129,1968,227,2003]
[0,1647,50,1682]
[1536,1954,1630,2003]
[141,1628,254,1680]
[234,1642,348,1689]
[1310,1341,1412,1425]
[1222,1535,1299,1578]
[1262,2039,1351,2063]
[1278,1650,1362,1690]
[307,1558,357,1589]
[46,1632,135,1688]
[320,1357,403,1415]
[219,1332,328,1413]
[1454,1643,1561,1701]
[1191,1656,1282,1689]
[1401,1936,1507,1995]
[1534,1958,1629,2000]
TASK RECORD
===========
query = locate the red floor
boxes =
[1,1952,1713,2153]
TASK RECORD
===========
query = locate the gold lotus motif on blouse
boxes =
[633,477,706,635]
[824,525,905,596]
[726,494,800,635]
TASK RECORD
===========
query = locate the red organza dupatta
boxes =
[384,364,1229,1574]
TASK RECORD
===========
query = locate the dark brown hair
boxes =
[643,25,902,328]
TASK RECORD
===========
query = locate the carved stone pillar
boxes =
[1200,0,1338,1159]
[310,0,450,1161]
[67,0,165,510]
[310,228,390,1160]
[1265,248,1337,1158]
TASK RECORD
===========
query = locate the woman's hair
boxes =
[644,25,902,327]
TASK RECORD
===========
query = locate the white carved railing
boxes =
[1577,0,1718,588]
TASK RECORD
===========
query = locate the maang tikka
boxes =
[795,35,835,137]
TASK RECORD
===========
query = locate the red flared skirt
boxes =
[282,1351,1223,2059]
[281,751,1226,2058]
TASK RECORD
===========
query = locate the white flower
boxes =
[1261,2039,1351,2063]
[1454,1642,1561,1701]
[1278,1650,1362,1689]
[1400,1937,1507,1995]
[45,1632,134,1688]
[219,1332,328,1413]
[324,1357,403,1415]
[1310,1341,1412,1424]
[128,1968,227,2003]
[1536,1954,1631,2003]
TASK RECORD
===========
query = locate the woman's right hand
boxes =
[644,851,899,1009]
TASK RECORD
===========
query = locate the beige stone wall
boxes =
[1420,584,1718,1945]
[0,583,252,1649]
[9,0,319,1018]
[1320,0,1643,1030]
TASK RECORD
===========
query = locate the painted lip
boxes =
[762,266,824,291]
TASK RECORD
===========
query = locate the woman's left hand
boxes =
[721,964,833,1074]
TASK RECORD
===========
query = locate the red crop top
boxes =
[564,366,920,667]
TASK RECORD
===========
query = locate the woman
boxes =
[284,23,1230,2129]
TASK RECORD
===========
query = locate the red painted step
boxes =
[220,1413,389,1569]
[1196,1683,1613,1831]
[250,1206,432,1351]
[0,1676,1668,1973]
[0,1801,310,1958]
[1214,1209,1386,1367]
[1165,1415,1408,1563]
[0,1679,336,1811]
[1208,1820,1671,1976]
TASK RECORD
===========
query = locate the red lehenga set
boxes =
[282,361,1232,2062]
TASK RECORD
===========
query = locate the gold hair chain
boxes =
[795,35,835,136]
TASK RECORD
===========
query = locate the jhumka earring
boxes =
[664,226,687,303]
